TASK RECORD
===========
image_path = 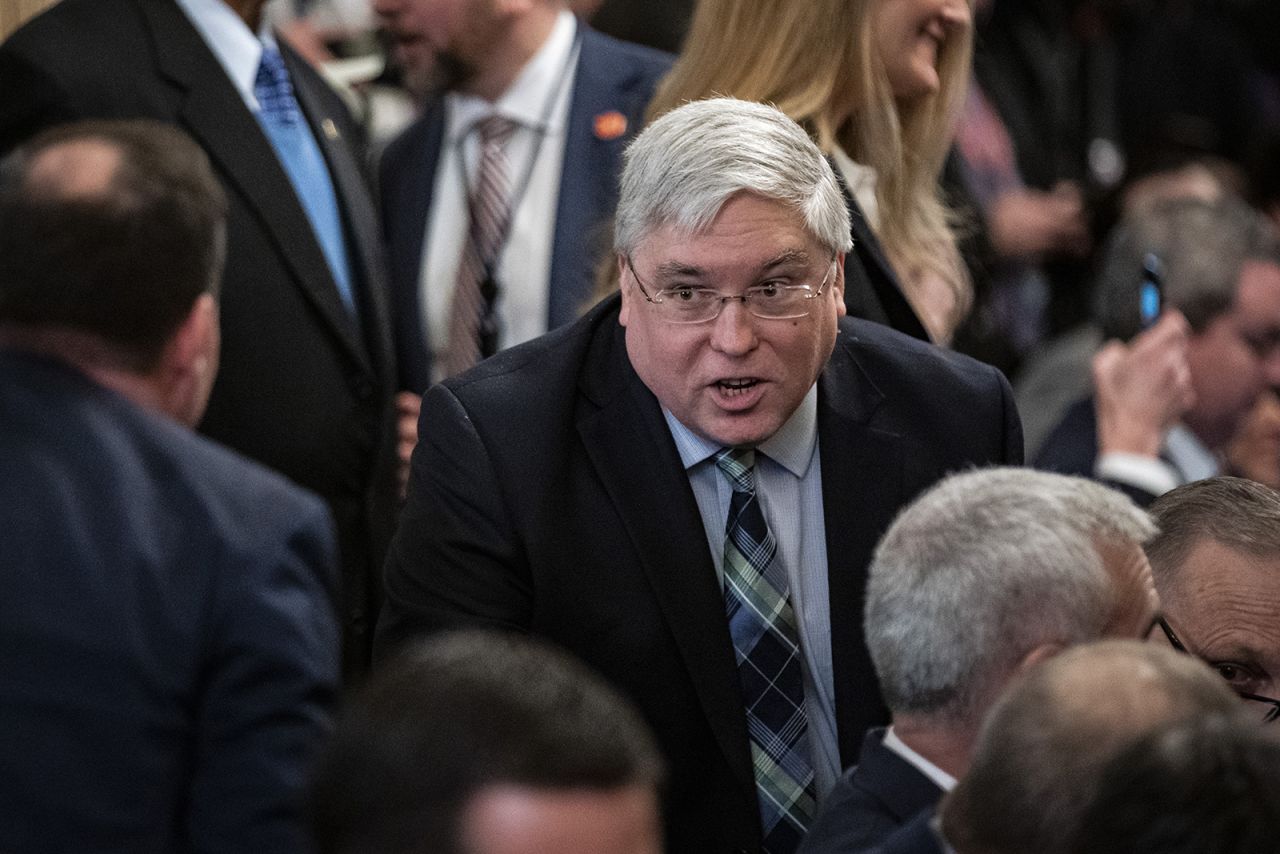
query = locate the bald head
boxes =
[25,138,122,199]
[0,120,225,373]
[941,641,1240,854]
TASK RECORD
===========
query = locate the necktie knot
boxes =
[715,447,758,494]
[255,47,300,125]
[474,114,518,148]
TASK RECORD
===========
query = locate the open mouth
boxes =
[715,378,761,397]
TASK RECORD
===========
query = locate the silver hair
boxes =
[864,467,1157,725]
[613,97,852,257]
[1094,196,1280,340]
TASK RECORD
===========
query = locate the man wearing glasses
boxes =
[1147,476,1280,724]
[377,98,1022,854]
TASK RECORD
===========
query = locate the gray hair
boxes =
[1146,476,1280,597]
[613,97,852,257]
[1094,196,1280,340]
[865,467,1156,724]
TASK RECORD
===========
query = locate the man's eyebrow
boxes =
[652,249,814,280]
[1200,640,1269,664]
[762,249,812,270]
[654,261,705,278]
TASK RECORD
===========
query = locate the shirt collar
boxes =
[174,0,269,110]
[663,383,819,478]
[446,8,577,142]
[1165,423,1222,483]
[883,726,958,792]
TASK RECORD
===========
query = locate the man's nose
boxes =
[708,299,758,355]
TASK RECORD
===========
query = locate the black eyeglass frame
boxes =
[1156,616,1280,723]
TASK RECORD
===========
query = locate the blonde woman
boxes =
[645,0,973,343]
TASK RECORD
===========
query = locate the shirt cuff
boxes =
[1096,452,1180,498]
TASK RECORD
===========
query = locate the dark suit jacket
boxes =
[800,729,944,853]
[870,811,946,854]
[0,0,400,677]
[1033,396,1161,507]
[378,25,671,392]
[0,351,340,852]
[377,293,1022,852]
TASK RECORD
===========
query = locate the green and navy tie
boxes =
[716,447,816,853]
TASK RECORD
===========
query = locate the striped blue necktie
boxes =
[716,447,816,853]
[254,45,357,316]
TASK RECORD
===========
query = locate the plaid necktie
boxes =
[443,115,518,378]
[254,45,356,315]
[716,448,816,852]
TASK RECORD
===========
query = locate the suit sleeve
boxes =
[375,381,534,659]
[187,498,341,854]
[995,366,1025,466]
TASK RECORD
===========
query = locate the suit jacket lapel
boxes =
[576,316,755,798]
[550,27,640,328]
[383,104,445,392]
[142,0,371,373]
[283,42,394,385]
[819,332,899,764]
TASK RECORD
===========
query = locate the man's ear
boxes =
[1017,643,1063,675]
[160,293,220,427]
[833,253,847,318]
[617,254,633,327]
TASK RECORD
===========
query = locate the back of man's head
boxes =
[865,467,1156,730]
[940,640,1240,854]
[1069,714,1280,854]
[0,120,226,374]
[309,630,665,854]
[1095,195,1280,341]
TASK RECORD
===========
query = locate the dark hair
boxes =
[940,641,1239,854]
[1146,477,1280,577]
[1093,196,1280,341]
[1070,715,1280,854]
[308,631,664,854]
[0,119,226,371]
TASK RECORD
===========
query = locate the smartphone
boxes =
[1139,253,1163,329]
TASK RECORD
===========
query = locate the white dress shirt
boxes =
[174,0,266,110]
[420,9,579,382]
[882,726,958,792]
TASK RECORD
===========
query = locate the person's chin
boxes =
[699,412,782,450]
[402,50,473,100]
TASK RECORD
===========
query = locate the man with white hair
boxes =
[801,467,1160,853]
[377,97,1021,853]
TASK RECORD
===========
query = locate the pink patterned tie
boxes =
[443,115,519,378]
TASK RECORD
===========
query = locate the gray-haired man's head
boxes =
[865,467,1158,729]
